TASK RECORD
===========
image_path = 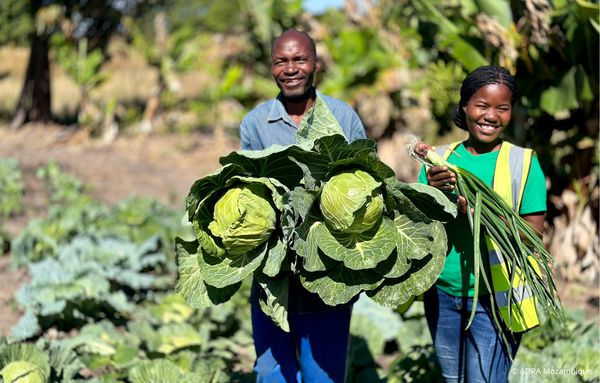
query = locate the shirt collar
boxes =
[267,88,321,123]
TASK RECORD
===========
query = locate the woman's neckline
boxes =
[461,140,503,156]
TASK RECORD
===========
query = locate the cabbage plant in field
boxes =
[176,97,456,330]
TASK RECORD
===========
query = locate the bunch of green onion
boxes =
[407,139,565,351]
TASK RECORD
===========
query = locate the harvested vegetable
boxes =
[176,99,457,331]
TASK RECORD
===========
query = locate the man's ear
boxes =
[315,57,323,74]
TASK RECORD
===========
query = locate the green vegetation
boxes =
[178,98,455,331]
[0,158,24,218]
[0,158,25,253]
[511,308,600,383]
[11,163,186,270]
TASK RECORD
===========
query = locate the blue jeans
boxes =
[424,287,522,383]
[251,305,352,383]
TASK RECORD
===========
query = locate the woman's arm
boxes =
[519,211,545,239]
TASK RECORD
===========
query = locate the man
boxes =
[239,30,366,383]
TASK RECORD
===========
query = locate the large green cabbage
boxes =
[177,168,292,330]
[208,184,276,255]
[319,170,384,233]
[176,97,457,331]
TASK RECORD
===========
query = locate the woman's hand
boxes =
[427,166,470,215]
[426,166,456,191]
[426,166,474,215]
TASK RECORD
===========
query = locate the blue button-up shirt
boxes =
[240,90,366,150]
[240,90,367,314]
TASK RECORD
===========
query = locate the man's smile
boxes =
[281,78,303,86]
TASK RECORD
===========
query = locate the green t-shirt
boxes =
[418,143,547,297]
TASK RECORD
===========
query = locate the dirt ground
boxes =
[0,123,598,338]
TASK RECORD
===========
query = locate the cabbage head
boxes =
[177,164,292,321]
[208,184,276,255]
[319,170,384,233]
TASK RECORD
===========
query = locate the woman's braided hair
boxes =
[454,65,517,131]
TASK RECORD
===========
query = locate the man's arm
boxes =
[349,110,367,141]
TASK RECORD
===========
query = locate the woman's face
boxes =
[463,83,512,147]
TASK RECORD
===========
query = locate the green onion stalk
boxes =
[407,138,565,353]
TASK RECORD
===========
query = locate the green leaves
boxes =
[12,235,169,340]
[297,96,346,150]
[415,0,489,72]
[288,132,449,309]
[0,158,24,218]
[50,34,108,89]
[178,95,451,330]
[174,238,212,309]
[319,170,383,233]
[179,155,296,330]
[367,222,447,307]
[208,183,276,255]
[540,67,579,117]
[129,359,191,383]
[174,237,242,308]
[315,218,397,270]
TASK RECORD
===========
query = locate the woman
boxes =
[418,65,546,383]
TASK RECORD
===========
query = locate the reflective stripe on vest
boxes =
[435,141,540,332]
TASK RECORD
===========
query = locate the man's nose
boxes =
[284,61,298,74]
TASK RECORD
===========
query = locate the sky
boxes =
[302,0,345,15]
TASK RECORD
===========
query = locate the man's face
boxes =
[271,32,316,102]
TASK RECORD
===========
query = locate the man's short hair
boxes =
[271,29,317,59]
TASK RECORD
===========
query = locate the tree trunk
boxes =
[10,34,51,130]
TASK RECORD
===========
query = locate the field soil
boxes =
[0,123,598,338]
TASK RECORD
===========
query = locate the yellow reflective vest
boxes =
[435,141,541,332]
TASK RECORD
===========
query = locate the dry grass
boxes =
[94,38,158,106]
[0,47,29,115]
